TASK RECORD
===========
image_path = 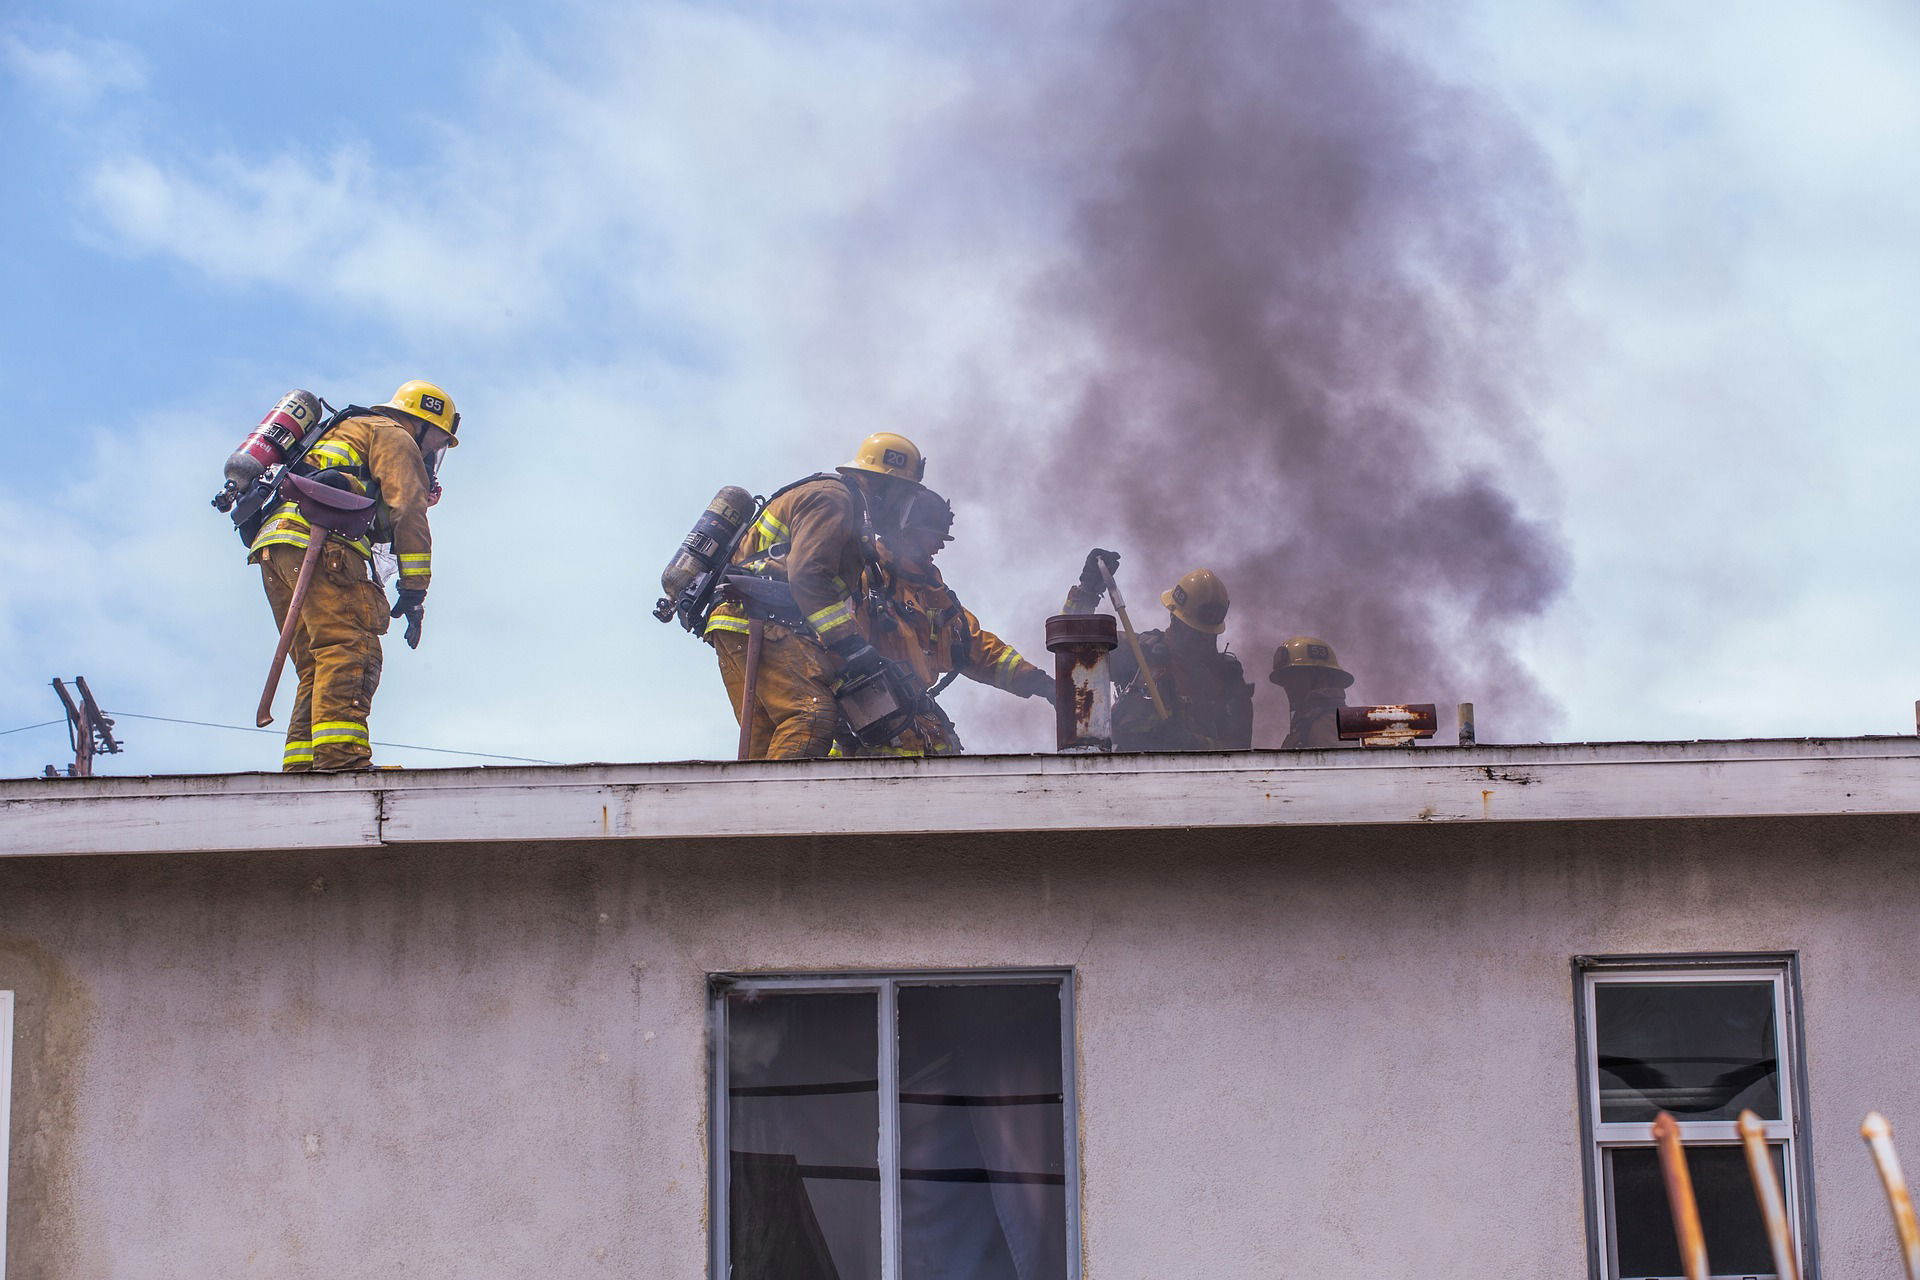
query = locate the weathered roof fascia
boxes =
[3,737,1919,858]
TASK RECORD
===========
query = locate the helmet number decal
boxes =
[420,394,447,416]
[882,448,909,470]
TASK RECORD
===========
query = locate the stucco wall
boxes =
[2,813,1918,1277]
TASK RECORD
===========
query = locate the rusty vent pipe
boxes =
[1046,614,1118,754]
[1335,703,1439,747]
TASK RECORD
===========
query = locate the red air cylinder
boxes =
[221,389,323,496]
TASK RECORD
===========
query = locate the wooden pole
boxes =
[1098,561,1168,720]
[1737,1109,1800,1280]
[1864,1112,1920,1280]
[50,679,89,777]
[1653,1112,1710,1280]
[737,617,765,762]
[257,537,328,728]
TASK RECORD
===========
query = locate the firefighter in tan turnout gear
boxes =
[249,381,457,771]
[858,488,1053,755]
[1066,553,1254,752]
[706,433,926,760]
[1270,635,1354,750]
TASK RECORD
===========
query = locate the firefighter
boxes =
[706,433,926,760]
[1270,635,1354,749]
[1066,554,1254,752]
[249,381,456,771]
[858,488,1053,755]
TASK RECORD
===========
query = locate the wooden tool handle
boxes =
[1100,561,1168,720]
[256,538,328,728]
[737,617,765,761]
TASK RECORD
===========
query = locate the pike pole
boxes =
[1737,1110,1800,1280]
[737,616,765,762]
[1652,1112,1710,1280]
[1863,1112,1920,1279]
[257,536,329,728]
[1099,561,1168,720]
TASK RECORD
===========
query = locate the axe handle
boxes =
[737,617,765,761]
[1100,562,1168,720]
[257,537,328,728]
[1737,1110,1801,1280]
[1864,1113,1920,1280]
[1653,1112,1710,1280]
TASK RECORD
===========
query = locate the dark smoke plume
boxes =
[935,0,1572,745]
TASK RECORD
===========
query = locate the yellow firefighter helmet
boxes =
[1269,635,1354,688]
[1161,567,1230,634]
[384,380,460,445]
[839,432,926,484]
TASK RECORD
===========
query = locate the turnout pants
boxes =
[711,624,841,760]
[256,542,389,771]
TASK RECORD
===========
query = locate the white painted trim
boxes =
[6,737,1920,858]
[0,989,12,1280]
[1577,963,1806,1280]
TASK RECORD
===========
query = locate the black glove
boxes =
[390,588,427,650]
[1017,667,1057,705]
[1078,547,1120,595]
[830,636,888,683]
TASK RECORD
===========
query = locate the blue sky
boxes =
[4,0,1920,775]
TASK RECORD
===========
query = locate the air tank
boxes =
[659,485,755,602]
[212,389,323,511]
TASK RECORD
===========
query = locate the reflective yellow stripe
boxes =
[397,552,431,579]
[306,441,364,469]
[807,599,857,637]
[282,739,314,765]
[248,506,372,559]
[704,613,750,636]
[312,721,369,746]
[751,511,790,548]
[993,648,1025,690]
[830,741,924,759]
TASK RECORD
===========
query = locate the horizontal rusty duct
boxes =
[1335,703,1438,747]
[1046,614,1117,754]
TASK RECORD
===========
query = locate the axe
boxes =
[256,473,378,728]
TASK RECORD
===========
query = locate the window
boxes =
[710,972,1078,1280]
[1576,957,1813,1280]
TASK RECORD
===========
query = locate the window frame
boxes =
[1572,953,1818,1280]
[708,968,1081,1280]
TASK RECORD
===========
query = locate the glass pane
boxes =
[1610,1144,1788,1279]
[1596,982,1780,1123]
[729,990,880,1280]
[898,983,1069,1280]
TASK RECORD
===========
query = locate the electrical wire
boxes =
[102,711,561,765]
[0,718,65,738]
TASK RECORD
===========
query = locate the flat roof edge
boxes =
[5,737,1920,858]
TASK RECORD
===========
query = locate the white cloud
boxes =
[1,23,144,111]
[79,4,967,352]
